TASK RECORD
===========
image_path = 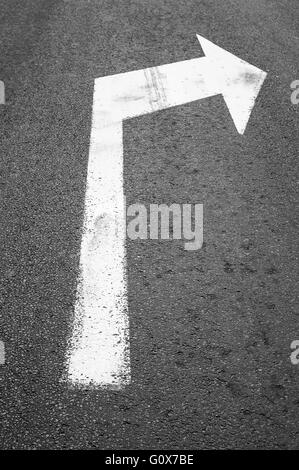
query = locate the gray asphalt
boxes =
[0,0,298,449]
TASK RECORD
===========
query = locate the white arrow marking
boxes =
[66,35,267,388]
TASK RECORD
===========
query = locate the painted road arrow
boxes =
[66,35,267,388]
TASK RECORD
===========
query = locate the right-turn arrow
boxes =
[66,35,267,389]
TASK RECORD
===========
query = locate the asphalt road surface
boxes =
[0,0,298,450]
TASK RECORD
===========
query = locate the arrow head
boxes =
[197,35,267,134]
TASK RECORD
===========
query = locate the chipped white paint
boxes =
[66,35,267,387]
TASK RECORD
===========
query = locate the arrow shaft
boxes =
[95,57,219,121]
[67,120,130,387]
[67,57,220,387]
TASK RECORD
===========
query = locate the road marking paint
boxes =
[66,35,267,388]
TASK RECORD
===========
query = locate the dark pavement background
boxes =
[0,0,298,449]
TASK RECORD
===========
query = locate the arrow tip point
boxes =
[196,34,267,134]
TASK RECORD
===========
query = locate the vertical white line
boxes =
[67,108,130,388]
